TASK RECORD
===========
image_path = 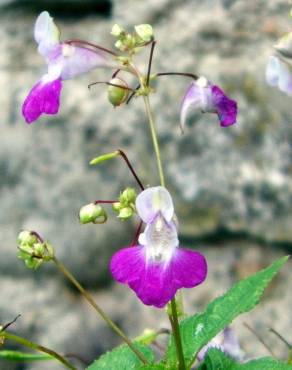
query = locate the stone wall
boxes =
[0,1,291,369]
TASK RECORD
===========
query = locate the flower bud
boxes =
[90,151,119,165]
[112,202,121,212]
[108,78,129,107]
[135,24,154,42]
[79,203,107,224]
[117,206,134,220]
[17,233,54,270]
[111,24,124,37]
[17,230,38,247]
[120,187,137,203]
[113,188,137,220]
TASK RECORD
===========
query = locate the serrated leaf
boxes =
[166,256,288,367]
[198,348,292,370]
[86,343,154,370]
[0,350,52,362]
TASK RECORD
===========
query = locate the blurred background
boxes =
[0,0,291,369]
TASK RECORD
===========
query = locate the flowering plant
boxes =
[0,10,291,370]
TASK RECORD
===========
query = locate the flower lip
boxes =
[22,78,62,124]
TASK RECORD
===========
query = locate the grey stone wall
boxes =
[0,1,291,369]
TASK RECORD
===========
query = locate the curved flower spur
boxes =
[110,186,207,308]
[22,11,112,123]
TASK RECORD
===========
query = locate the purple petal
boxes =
[110,246,207,308]
[211,85,237,127]
[22,78,62,123]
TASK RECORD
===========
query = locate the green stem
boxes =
[2,332,76,370]
[169,300,186,370]
[142,95,186,370]
[52,256,148,365]
[142,96,165,187]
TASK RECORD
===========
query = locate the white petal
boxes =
[180,79,213,132]
[266,56,292,95]
[34,11,60,56]
[266,56,280,87]
[277,59,292,94]
[136,186,174,223]
[59,44,108,80]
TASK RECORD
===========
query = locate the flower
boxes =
[197,327,244,363]
[110,186,207,308]
[22,11,109,123]
[266,56,292,95]
[180,76,237,132]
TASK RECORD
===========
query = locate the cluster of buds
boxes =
[111,23,154,53]
[17,231,54,269]
[112,188,137,220]
[79,203,107,224]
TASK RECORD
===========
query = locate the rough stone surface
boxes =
[0,0,291,369]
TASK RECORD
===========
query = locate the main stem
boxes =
[142,95,186,370]
[2,332,77,370]
[52,257,148,365]
[143,96,165,187]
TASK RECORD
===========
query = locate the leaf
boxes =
[166,256,288,367]
[86,343,154,370]
[0,350,52,362]
[198,348,292,370]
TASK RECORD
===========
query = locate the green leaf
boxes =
[139,364,168,370]
[0,350,52,362]
[86,343,154,370]
[198,348,292,370]
[166,256,288,367]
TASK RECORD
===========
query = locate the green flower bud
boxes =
[90,151,119,165]
[79,203,107,224]
[111,24,124,37]
[120,187,137,203]
[17,236,54,270]
[24,256,43,270]
[112,202,121,212]
[108,78,129,107]
[118,207,134,220]
[17,230,38,247]
[135,24,154,42]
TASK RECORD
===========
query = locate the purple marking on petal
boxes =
[211,85,237,127]
[22,78,62,123]
[110,246,207,308]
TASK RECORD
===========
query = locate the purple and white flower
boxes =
[22,11,110,123]
[110,186,207,308]
[180,76,237,132]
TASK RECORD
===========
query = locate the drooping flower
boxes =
[180,76,237,132]
[197,327,244,363]
[266,55,292,95]
[22,11,110,123]
[110,186,207,308]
